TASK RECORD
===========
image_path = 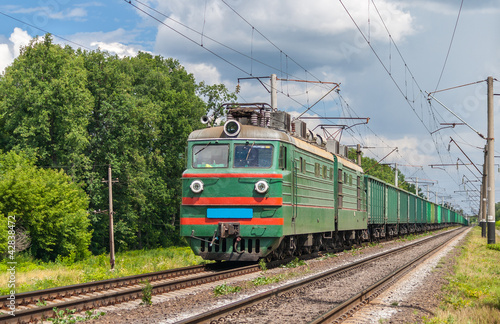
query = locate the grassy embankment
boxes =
[0,246,207,295]
[425,226,500,323]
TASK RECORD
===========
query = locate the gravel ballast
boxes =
[89,228,469,324]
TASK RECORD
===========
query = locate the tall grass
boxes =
[427,227,500,323]
[0,246,207,295]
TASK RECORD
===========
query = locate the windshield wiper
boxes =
[245,142,255,160]
[195,142,211,155]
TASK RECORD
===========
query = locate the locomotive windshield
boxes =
[234,143,273,168]
[192,143,229,168]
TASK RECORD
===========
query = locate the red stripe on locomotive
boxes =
[180,217,284,225]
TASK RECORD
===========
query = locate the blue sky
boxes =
[1,0,499,215]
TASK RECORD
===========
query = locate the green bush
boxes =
[486,243,500,252]
[282,257,307,268]
[0,151,91,262]
[141,281,153,306]
[213,283,241,296]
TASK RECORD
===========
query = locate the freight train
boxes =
[180,103,468,261]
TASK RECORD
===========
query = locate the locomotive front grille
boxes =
[199,237,260,254]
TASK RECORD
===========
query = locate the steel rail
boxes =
[0,263,260,324]
[177,227,463,324]
[309,227,467,323]
[0,264,207,309]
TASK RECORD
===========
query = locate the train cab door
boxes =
[333,156,340,231]
[280,144,297,234]
[291,158,298,234]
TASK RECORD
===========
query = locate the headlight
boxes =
[254,180,269,194]
[223,120,241,137]
[190,180,204,193]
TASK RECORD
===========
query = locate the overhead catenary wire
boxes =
[219,0,319,83]
[125,0,248,75]
[339,0,476,211]
[130,0,471,213]
[0,10,91,50]
[129,0,370,154]
[0,2,473,212]
[338,0,433,135]
[434,0,464,92]
[125,0,319,111]
[427,92,485,139]
[336,91,434,184]
[128,0,322,85]
[129,0,355,119]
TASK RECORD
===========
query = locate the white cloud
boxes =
[7,6,46,14]
[70,28,144,48]
[153,0,415,52]
[0,28,32,73]
[9,28,31,58]
[350,133,442,184]
[151,0,416,90]
[7,5,88,21]
[288,110,322,133]
[184,62,221,84]
[66,29,151,57]
[0,44,13,74]
[48,7,87,20]
[90,41,144,58]
[403,1,500,15]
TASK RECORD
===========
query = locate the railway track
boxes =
[309,229,469,324]
[176,227,467,324]
[0,262,260,324]
[0,228,461,323]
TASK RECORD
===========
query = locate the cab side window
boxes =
[338,169,343,208]
[279,146,287,169]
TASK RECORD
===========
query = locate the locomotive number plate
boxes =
[207,208,253,219]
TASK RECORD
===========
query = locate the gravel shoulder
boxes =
[346,227,469,324]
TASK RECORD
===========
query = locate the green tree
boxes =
[0,151,91,261]
[0,35,208,255]
[82,51,205,252]
[0,35,92,177]
[0,212,7,255]
[197,81,237,126]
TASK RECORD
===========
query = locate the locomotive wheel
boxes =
[334,234,343,250]
[355,231,362,245]
[343,233,352,249]
[272,240,286,260]
[266,254,274,262]
[313,235,323,252]
[371,229,380,243]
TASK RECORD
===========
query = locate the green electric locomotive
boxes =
[180,103,467,261]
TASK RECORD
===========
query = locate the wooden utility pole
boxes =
[487,76,495,244]
[108,165,115,269]
[102,165,118,269]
